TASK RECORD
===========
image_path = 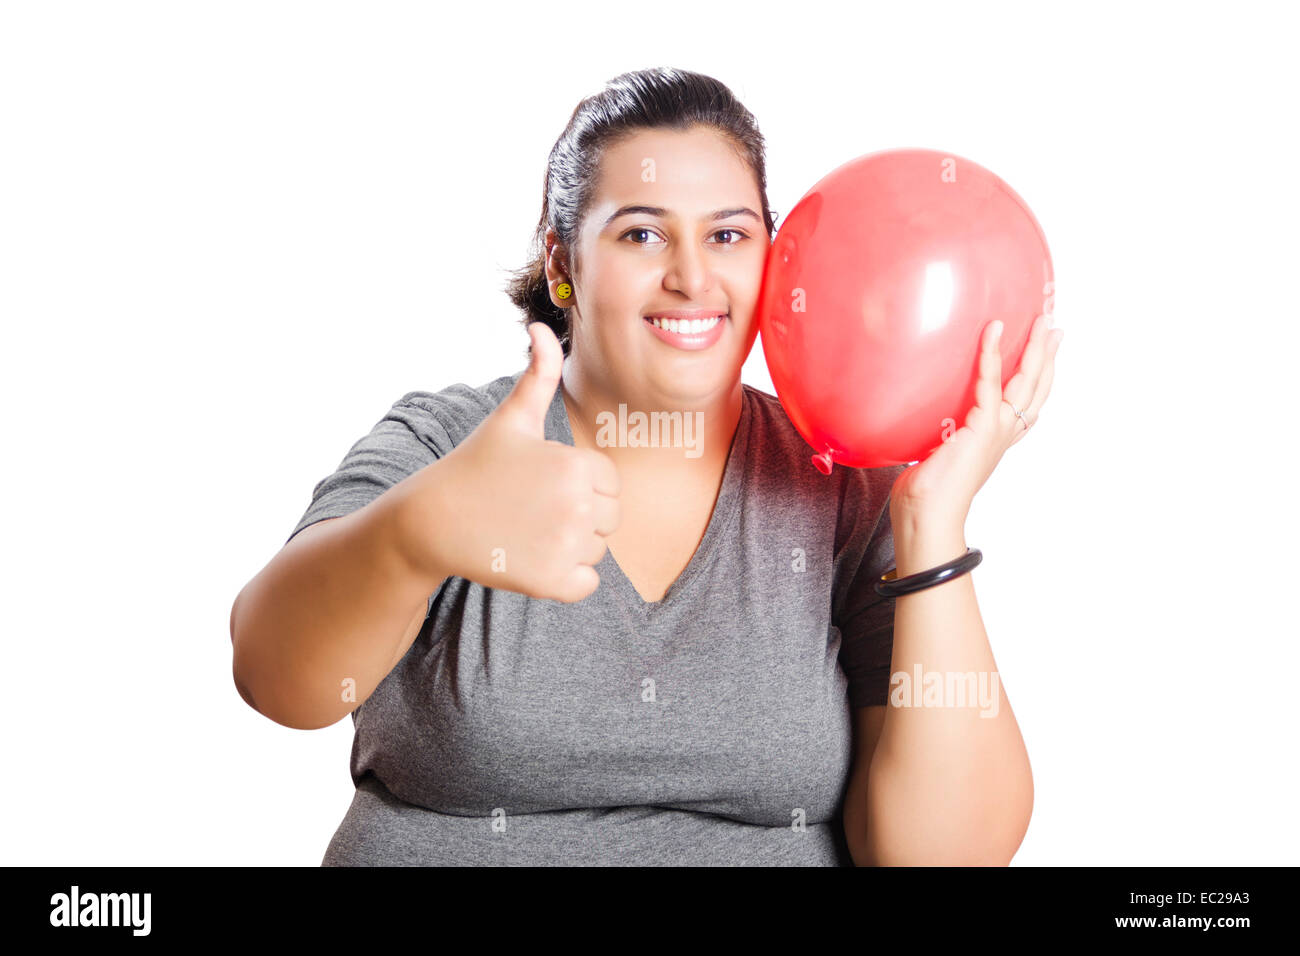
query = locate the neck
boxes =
[560,356,743,476]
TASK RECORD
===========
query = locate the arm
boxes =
[847,512,1033,866]
[844,314,1061,865]
[232,326,621,731]
[230,468,450,731]
[842,704,886,862]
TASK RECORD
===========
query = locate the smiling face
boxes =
[547,125,770,407]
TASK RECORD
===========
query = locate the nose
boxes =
[662,243,715,300]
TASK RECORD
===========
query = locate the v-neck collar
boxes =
[539,375,752,623]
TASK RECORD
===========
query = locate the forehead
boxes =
[590,126,758,209]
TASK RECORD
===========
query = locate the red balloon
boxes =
[757,148,1054,472]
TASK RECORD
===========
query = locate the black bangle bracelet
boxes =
[874,547,983,597]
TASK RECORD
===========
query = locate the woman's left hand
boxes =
[889,312,1064,528]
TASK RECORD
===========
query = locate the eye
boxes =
[619,227,750,246]
[709,228,749,245]
[620,227,665,245]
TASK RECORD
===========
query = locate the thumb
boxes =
[500,321,563,437]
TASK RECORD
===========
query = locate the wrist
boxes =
[379,466,455,589]
[890,508,968,578]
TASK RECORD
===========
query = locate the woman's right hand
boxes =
[390,322,621,603]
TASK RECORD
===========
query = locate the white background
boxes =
[2,0,1296,866]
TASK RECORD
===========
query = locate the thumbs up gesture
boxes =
[390,322,622,603]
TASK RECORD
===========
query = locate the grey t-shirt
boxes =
[286,369,905,866]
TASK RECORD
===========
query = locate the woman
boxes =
[230,67,1062,866]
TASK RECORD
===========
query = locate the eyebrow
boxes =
[603,204,763,227]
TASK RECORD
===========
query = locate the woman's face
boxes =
[550,125,770,405]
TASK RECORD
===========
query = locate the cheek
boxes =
[727,258,766,313]
[590,265,659,318]
[583,282,645,342]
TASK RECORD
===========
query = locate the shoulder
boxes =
[391,371,522,450]
[741,383,906,552]
[740,382,904,502]
[740,382,827,477]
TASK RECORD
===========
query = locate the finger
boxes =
[1021,329,1062,429]
[1002,312,1053,412]
[579,529,611,567]
[998,312,1050,408]
[589,491,620,537]
[504,322,563,437]
[973,319,1004,414]
[1028,330,1062,416]
[583,447,622,498]
[557,564,601,603]
[1009,406,1033,445]
[1010,329,1062,445]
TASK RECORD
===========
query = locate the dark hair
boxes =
[504,67,777,358]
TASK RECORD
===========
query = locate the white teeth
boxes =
[648,315,723,334]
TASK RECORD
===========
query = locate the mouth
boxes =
[643,312,726,333]
[642,311,728,350]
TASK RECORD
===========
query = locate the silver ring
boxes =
[1006,400,1030,430]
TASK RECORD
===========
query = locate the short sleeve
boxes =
[832,463,908,708]
[285,397,454,546]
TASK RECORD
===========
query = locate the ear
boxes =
[544,227,571,286]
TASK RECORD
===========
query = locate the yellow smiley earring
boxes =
[556,281,572,300]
